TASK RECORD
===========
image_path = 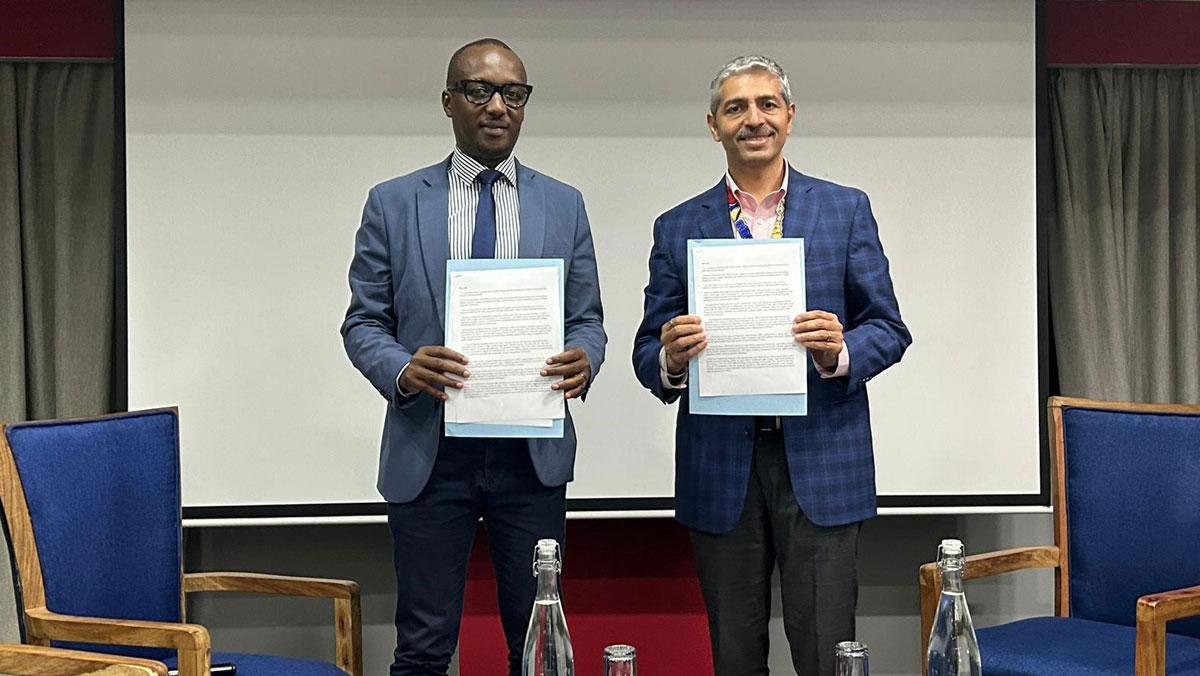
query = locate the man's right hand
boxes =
[400,346,470,401]
[659,315,706,376]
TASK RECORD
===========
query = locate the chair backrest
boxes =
[1053,397,1200,638]
[0,410,183,658]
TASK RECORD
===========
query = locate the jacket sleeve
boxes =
[562,190,607,399]
[841,191,912,395]
[632,215,686,405]
[340,187,419,409]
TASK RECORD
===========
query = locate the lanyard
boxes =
[727,184,785,239]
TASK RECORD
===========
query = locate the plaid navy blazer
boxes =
[633,168,911,533]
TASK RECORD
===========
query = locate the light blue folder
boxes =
[687,239,808,417]
[443,258,565,438]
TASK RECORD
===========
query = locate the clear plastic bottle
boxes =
[603,644,636,676]
[522,539,574,676]
[835,640,869,676]
[926,538,981,676]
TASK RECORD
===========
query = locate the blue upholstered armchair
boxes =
[919,396,1200,676]
[0,408,364,676]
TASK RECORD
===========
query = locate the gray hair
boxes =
[708,55,792,115]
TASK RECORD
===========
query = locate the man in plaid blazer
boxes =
[632,55,910,675]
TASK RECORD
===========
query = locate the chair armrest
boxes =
[24,608,210,676]
[1135,584,1200,676]
[1139,584,1200,624]
[919,545,1062,589]
[184,572,357,599]
[919,546,1060,671]
[25,608,208,651]
[0,643,169,676]
[183,572,363,676]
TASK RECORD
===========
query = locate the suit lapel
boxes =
[417,159,452,327]
[783,168,820,257]
[697,179,734,239]
[516,162,546,258]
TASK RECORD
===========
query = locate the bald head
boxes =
[446,38,526,86]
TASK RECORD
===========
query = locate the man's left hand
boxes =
[542,348,591,399]
[794,310,843,372]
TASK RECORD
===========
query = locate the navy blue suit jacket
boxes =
[633,168,910,533]
[342,157,607,503]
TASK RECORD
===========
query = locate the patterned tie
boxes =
[472,169,503,259]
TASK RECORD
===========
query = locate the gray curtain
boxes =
[1049,68,1200,404]
[0,61,114,423]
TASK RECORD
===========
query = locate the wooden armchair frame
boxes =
[0,409,364,676]
[0,643,170,675]
[918,397,1200,676]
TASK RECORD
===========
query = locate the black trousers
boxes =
[690,424,861,676]
[387,436,567,676]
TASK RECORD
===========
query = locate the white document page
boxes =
[693,242,807,397]
[445,266,564,423]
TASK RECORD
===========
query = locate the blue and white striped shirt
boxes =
[447,148,520,259]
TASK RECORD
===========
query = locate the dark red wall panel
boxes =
[1048,1,1200,65]
[0,0,114,59]
[461,519,713,676]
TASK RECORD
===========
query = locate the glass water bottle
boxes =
[926,538,981,676]
[603,644,636,676]
[835,640,869,676]
[522,539,574,676]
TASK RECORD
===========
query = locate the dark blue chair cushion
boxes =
[979,616,1200,675]
[163,652,349,676]
[5,411,183,659]
[1063,407,1200,638]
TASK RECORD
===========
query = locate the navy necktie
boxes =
[472,169,503,259]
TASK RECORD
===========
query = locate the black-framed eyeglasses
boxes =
[447,80,534,109]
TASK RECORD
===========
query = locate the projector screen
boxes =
[125,0,1042,516]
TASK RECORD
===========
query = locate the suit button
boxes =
[744,426,752,439]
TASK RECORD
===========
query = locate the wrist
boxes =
[397,370,417,397]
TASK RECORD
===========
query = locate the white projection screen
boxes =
[125,0,1044,519]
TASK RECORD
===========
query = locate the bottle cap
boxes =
[532,538,561,575]
[835,640,868,657]
[603,644,636,662]
[937,538,966,571]
[940,539,964,556]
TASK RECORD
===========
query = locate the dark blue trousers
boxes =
[387,436,567,676]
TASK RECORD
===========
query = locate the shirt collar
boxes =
[725,160,790,200]
[450,147,518,186]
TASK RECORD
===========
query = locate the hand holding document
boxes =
[687,239,808,416]
[444,263,564,426]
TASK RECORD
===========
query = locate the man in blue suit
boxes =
[341,39,605,676]
[633,55,910,676]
